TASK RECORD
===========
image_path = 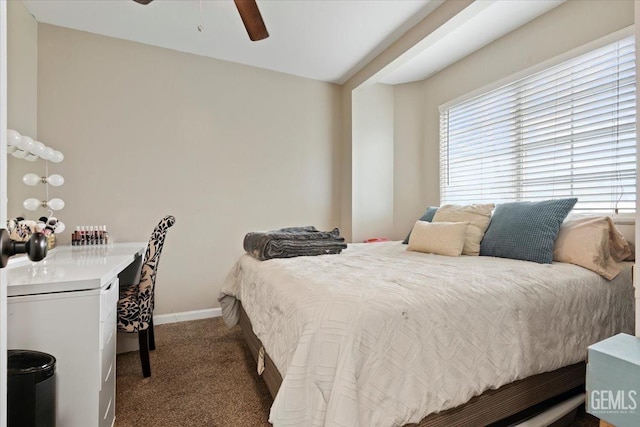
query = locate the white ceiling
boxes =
[22,0,565,86]
[22,0,443,84]
[378,0,565,85]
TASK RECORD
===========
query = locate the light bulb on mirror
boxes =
[12,149,28,159]
[7,129,21,147]
[22,173,42,186]
[42,147,55,161]
[25,154,38,162]
[7,146,17,154]
[18,136,34,152]
[23,198,42,211]
[47,174,64,187]
[24,198,65,211]
[50,151,64,163]
[47,198,65,211]
[22,173,64,186]
[33,141,46,157]
[54,222,65,234]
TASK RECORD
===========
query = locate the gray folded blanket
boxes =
[244,226,347,260]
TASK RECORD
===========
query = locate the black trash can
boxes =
[7,350,56,427]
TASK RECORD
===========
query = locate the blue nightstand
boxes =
[587,333,640,427]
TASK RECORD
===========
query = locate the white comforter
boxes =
[221,242,634,427]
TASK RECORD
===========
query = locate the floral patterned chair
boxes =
[117,215,175,377]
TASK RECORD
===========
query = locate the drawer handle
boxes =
[103,396,112,420]
[104,328,114,349]
[104,360,113,383]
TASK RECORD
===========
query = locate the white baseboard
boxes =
[116,308,222,354]
[153,308,221,325]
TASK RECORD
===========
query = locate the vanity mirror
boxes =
[6,128,65,247]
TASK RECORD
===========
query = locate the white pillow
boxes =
[554,216,632,280]
[407,221,468,257]
[563,213,633,262]
[432,203,494,256]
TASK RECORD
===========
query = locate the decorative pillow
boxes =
[553,216,622,279]
[432,203,494,256]
[566,213,635,262]
[606,219,634,262]
[622,242,635,262]
[407,221,468,257]
[479,198,577,264]
[402,206,438,244]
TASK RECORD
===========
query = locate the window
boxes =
[439,35,636,212]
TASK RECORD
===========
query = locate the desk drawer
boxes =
[99,367,115,427]
[100,279,119,322]
[100,395,115,427]
[100,327,116,387]
[99,351,115,413]
[100,306,116,350]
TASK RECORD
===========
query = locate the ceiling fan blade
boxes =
[233,0,269,41]
[132,0,154,4]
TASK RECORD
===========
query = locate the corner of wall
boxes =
[7,0,37,137]
[339,86,353,242]
[7,0,38,220]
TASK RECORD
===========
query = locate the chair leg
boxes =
[138,329,151,378]
[149,318,156,351]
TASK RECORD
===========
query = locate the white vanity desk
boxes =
[6,242,146,427]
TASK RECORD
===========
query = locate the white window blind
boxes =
[440,35,636,212]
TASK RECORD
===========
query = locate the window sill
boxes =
[612,214,635,225]
[569,212,636,225]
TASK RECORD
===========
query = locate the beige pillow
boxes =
[553,216,629,280]
[432,203,495,256]
[606,217,634,262]
[407,221,468,257]
[623,242,635,262]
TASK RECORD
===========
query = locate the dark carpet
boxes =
[115,317,599,426]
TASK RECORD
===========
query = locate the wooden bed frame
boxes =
[239,304,585,427]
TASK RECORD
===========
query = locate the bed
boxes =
[220,241,634,426]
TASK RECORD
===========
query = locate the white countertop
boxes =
[7,242,147,297]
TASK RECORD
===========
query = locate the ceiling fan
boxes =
[132,0,269,41]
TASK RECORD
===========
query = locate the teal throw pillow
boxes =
[479,198,578,264]
[402,206,439,244]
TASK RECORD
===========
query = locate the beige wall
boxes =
[393,81,424,239]
[352,83,394,242]
[7,0,35,137]
[340,0,474,242]
[393,0,635,237]
[339,88,352,241]
[7,0,40,219]
[35,24,341,315]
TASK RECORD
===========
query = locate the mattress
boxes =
[220,242,634,427]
